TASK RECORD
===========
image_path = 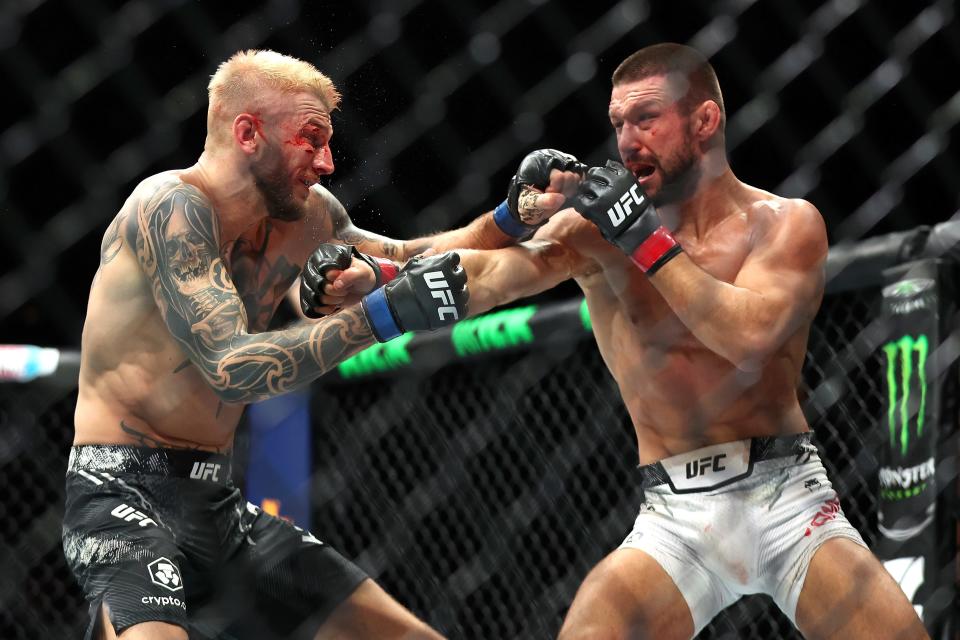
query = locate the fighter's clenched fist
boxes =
[572,160,682,275]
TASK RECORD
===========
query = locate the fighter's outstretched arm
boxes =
[327,196,511,261]
[456,214,594,316]
[325,149,583,261]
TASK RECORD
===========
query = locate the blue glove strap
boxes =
[362,288,401,342]
[493,200,533,238]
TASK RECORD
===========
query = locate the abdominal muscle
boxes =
[74,359,242,453]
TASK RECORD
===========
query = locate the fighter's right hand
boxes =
[361,252,468,342]
[300,244,400,318]
[493,149,586,237]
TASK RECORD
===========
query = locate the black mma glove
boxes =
[493,148,586,237]
[361,252,468,342]
[300,244,400,318]
[572,160,682,274]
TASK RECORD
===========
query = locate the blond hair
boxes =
[206,49,341,144]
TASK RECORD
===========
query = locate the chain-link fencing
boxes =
[2,0,959,638]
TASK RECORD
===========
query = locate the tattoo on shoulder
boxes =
[135,179,375,403]
[101,212,127,265]
[327,196,366,244]
[136,181,245,347]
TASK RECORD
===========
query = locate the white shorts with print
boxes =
[619,434,867,636]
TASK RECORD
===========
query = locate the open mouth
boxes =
[634,164,656,180]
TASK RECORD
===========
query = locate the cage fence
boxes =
[1,0,959,638]
[3,247,958,638]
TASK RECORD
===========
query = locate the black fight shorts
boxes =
[62,445,368,639]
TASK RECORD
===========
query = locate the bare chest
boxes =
[587,232,752,353]
[223,222,306,332]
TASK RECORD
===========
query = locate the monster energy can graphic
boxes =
[880,335,935,503]
[877,268,939,545]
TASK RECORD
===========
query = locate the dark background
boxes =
[1,1,958,638]
[1,0,958,349]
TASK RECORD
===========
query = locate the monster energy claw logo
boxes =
[882,334,928,457]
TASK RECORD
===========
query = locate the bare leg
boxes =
[795,538,929,640]
[558,548,694,640]
[314,579,444,640]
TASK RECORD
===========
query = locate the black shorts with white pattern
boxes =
[62,445,367,639]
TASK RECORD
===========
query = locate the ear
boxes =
[233,114,261,155]
[691,100,721,142]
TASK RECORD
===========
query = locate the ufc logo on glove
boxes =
[606,184,645,227]
[424,271,459,321]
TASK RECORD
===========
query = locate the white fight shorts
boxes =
[619,432,867,635]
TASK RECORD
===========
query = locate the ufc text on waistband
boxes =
[658,440,753,493]
[638,433,814,494]
[68,445,233,485]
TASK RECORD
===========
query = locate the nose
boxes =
[617,123,644,160]
[313,144,334,175]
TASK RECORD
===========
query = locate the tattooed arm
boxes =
[324,189,519,261]
[136,181,374,404]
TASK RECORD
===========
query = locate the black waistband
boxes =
[637,432,814,490]
[68,445,233,485]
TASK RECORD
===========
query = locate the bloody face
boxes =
[249,94,335,221]
[609,74,701,205]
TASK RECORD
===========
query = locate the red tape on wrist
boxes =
[630,227,679,273]
[375,258,399,284]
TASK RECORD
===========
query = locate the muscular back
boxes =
[537,185,824,464]
[75,172,328,450]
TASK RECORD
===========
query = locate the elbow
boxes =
[201,354,257,405]
[207,381,249,405]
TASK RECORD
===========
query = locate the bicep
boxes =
[135,183,248,363]
[321,188,409,259]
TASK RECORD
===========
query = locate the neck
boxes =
[660,149,741,239]
[184,149,269,245]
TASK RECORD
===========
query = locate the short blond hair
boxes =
[206,49,341,143]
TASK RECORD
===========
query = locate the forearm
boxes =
[199,306,374,403]
[389,211,519,260]
[458,241,575,316]
[649,255,785,369]
[338,211,519,263]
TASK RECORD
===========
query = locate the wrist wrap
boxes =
[361,288,402,342]
[630,227,683,274]
[374,258,399,284]
[493,200,534,238]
